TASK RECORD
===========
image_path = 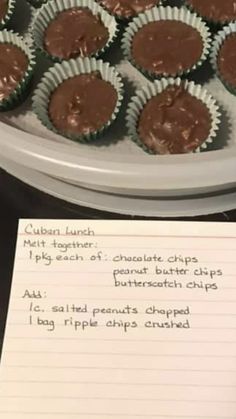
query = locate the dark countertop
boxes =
[0,168,236,349]
[0,196,18,349]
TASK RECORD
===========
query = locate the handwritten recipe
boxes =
[0,220,236,418]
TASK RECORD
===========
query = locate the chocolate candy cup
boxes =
[126,78,221,155]
[0,30,36,111]
[98,0,164,20]
[211,23,236,95]
[185,0,236,25]
[32,57,124,142]
[121,6,211,79]
[32,0,118,62]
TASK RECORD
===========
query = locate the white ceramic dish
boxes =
[0,0,235,207]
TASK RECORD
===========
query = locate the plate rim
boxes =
[0,120,236,191]
[1,156,236,217]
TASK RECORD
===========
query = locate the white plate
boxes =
[1,156,236,217]
[0,0,236,198]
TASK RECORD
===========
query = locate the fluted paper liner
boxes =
[0,0,16,29]
[126,77,221,154]
[211,23,236,95]
[32,57,124,142]
[32,0,118,62]
[121,6,211,79]
[0,30,36,111]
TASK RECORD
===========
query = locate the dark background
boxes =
[0,169,235,349]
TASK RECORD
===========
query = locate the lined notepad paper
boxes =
[1,219,236,419]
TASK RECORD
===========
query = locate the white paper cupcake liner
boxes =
[126,77,221,154]
[98,0,166,21]
[0,30,36,111]
[0,0,16,28]
[32,57,124,142]
[32,0,118,62]
[121,5,211,79]
[211,23,236,95]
